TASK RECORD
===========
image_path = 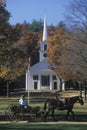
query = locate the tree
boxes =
[47,25,72,79]
[64,0,87,80]
[0,4,45,96]
[0,4,10,65]
[65,0,87,32]
[0,5,27,82]
[14,24,40,66]
[24,19,43,32]
[48,0,87,80]
[47,0,87,95]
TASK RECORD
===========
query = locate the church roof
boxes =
[30,59,53,73]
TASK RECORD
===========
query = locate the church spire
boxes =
[39,12,48,61]
[42,13,48,41]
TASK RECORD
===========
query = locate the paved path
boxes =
[0,121,87,124]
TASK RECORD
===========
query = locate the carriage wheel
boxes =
[28,112,44,122]
[5,104,20,122]
[32,114,38,122]
[26,114,36,122]
[36,111,44,122]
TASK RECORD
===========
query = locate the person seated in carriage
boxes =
[19,95,28,110]
[54,96,66,106]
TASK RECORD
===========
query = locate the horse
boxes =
[43,96,84,121]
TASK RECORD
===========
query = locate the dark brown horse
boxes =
[44,96,84,121]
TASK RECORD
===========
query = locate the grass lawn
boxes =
[0,123,87,130]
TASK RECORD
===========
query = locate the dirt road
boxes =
[0,121,87,124]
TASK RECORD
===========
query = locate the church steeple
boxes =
[42,13,48,41]
[39,13,48,61]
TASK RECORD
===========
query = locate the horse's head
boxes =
[79,96,84,105]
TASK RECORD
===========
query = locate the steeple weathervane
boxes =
[42,13,48,41]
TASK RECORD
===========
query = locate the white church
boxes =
[26,15,65,91]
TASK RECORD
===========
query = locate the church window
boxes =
[53,82,57,89]
[41,75,50,86]
[44,53,47,57]
[44,45,47,50]
[33,75,38,80]
[52,75,57,80]
[34,82,38,89]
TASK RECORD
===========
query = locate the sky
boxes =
[6,0,72,26]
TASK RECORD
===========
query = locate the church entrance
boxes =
[41,75,50,89]
[53,82,57,89]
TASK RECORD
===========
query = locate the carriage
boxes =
[5,96,84,122]
[5,104,44,122]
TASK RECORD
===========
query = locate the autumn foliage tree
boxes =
[64,0,87,81]
[0,5,28,82]
[14,24,40,66]
[47,24,73,80]
[48,24,87,89]
[47,0,87,95]
[48,0,87,82]
[0,3,42,83]
[0,4,21,81]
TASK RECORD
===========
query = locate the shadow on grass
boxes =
[0,113,87,122]
[47,114,87,122]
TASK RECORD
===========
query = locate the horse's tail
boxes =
[44,99,49,111]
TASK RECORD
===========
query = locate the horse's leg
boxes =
[70,110,75,120]
[44,109,50,122]
[52,108,56,121]
[66,110,70,120]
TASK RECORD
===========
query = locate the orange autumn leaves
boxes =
[47,27,77,81]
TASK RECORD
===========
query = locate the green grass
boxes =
[0,123,87,130]
[0,99,18,113]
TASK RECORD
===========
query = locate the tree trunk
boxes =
[7,82,9,97]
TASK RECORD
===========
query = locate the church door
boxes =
[41,75,50,89]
